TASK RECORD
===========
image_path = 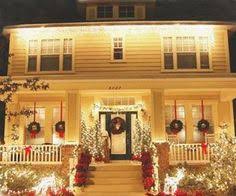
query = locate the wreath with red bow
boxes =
[170,119,183,134]
[110,117,126,135]
[197,119,210,133]
[55,121,65,138]
[27,121,41,138]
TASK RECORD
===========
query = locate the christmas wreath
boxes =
[55,121,65,138]
[110,117,126,135]
[27,121,41,138]
[197,119,210,133]
[169,119,183,134]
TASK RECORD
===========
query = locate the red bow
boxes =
[25,146,32,156]
[201,142,208,155]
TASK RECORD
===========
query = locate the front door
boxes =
[99,112,137,160]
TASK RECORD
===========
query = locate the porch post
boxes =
[151,90,166,141]
[65,91,81,144]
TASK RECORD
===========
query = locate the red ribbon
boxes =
[174,100,177,120]
[25,146,32,156]
[201,100,205,120]
[201,142,208,155]
[30,130,37,138]
[60,101,63,121]
[33,102,36,122]
[58,131,65,138]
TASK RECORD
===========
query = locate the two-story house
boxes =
[1,0,236,166]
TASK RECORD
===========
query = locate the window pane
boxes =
[28,56,37,72]
[64,39,72,54]
[40,55,59,71]
[97,5,113,18]
[164,53,174,69]
[29,40,38,55]
[200,52,209,69]
[63,55,72,71]
[114,48,123,60]
[177,53,197,69]
[176,37,195,52]
[26,107,45,145]
[41,39,60,55]
[119,6,134,18]
[192,105,214,143]
[165,105,186,143]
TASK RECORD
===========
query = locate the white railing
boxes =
[169,143,214,165]
[0,145,62,164]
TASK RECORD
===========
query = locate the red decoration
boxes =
[141,151,155,191]
[74,152,92,187]
[27,102,41,138]
[201,142,208,155]
[55,101,65,138]
[169,100,183,134]
[24,146,32,156]
[197,100,210,134]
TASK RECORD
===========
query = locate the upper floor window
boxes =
[163,36,210,70]
[113,37,123,60]
[27,38,73,73]
[97,5,113,18]
[119,5,135,18]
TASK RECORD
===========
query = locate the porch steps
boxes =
[80,161,145,196]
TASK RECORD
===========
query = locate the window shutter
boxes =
[135,5,145,20]
[86,6,96,20]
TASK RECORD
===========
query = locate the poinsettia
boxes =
[144,177,155,190]
[175,189,187,196]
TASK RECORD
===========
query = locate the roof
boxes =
[0,0,236,27]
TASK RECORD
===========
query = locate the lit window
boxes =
[28,40,38,72]
[113,37,123,60]
[199,37,210,69]
[163,37,173,69]
[192,105,214,143]
[119,5,134,18]
[163,36,210,70]
[28,38,73,72]
[41,39,60,71]
[165,105,186,143]
[97,5,113,18]
[176,36,196,69]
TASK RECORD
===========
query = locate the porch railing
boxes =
[0,145,62,164]
[169,143,214,165]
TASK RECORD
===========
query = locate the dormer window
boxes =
[119,5,135,18]
[97,5,113,18]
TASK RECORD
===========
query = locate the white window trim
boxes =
[96,4,114,20]
[161,36,213,72]
[25,37,75,74]
[110,35,126,63]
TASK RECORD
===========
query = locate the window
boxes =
[28,40,38,72]
[27,38,73,72]
[26,107,45,145]
[119,5,134,18]
[165,105,186,143]
[113,37,123,60]
[199,37,210,69]
[97,5,113,18]
[163,36,210,70]
[192,105,214,143]
[41,39,60,71]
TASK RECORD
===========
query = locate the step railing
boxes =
[0,145,62,164]
[169,143,214,165]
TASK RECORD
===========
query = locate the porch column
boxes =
[218,100,235,137]
[151,90,165,141]
[44,107,53,143]
[65,91,81,144]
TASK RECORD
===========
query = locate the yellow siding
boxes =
[8,26,230,77]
